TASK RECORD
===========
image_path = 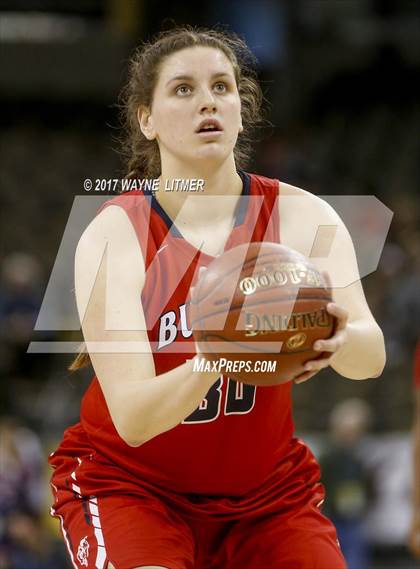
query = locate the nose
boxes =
[199,87,217,114]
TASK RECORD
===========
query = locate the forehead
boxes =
[157,46,236,82]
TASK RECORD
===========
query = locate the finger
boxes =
[294,370,319,384]
[313,340,339,353]
[327,302,349,321]
[327,302,349,330]
[314,331,347,353]
[304,357,332,372]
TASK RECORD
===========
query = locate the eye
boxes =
[214,82,227,93]
[175,84,192,96]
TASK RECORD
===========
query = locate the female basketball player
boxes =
[49,27,386,569]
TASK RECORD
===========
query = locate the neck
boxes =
[156,156,244,226]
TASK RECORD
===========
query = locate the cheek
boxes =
[226,102,243,137]
[154,103,188,143]
[226,97,242,126]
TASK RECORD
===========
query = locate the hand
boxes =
[294,302,349,384]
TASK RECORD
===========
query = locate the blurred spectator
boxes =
[0,417,67,568]
[360,434,413,568]
[0,417,43,517]
[2,512,66,569]
[0,252,44,381]
[320,399,373,569]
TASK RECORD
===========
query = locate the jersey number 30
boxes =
[183,377,256,424]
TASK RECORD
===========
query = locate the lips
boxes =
[195,119,223,133]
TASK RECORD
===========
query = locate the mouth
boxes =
[195,119,223,137]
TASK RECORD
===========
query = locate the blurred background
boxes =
[1,1,419,568]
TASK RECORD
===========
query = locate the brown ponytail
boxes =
[68,344,91,372]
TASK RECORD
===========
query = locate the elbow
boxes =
[125,439,144,448]
[333,336,386,380]
[120,431,146,448]
[113,416,147,448]
[338,368,383,381]
[337,367,384,380]
[360,326,387,379]
[121,433,145,448]
[369,360,385,379]
[370,331,387,378]
[360,366,384,380]
[108,395,152,447]
[116,414,162,447]
[363,342,386,379]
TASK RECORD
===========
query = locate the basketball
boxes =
[190,242,336,386]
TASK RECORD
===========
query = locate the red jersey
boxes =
[53,172,302,499]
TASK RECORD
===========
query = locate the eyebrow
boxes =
[165,72,233,87]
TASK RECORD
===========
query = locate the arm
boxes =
[279,183,386,381]
[75,205,218,447]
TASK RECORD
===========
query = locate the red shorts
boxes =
[50,441,346,569]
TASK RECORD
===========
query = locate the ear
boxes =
[137,106,156,140]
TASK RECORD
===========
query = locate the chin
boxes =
[195,144,232,163]
[167,143,233,170]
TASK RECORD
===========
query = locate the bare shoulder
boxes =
[77,204,142,252]
[278,181,344,254]
[75,205,145,315]
[279,181,338,217]
[76,205,145,273]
